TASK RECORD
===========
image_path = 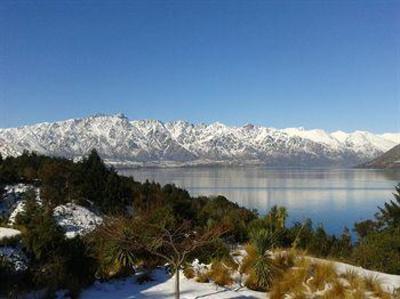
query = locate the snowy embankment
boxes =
[80,268,265,299]
[0,227,21,241]
[312,257,400,293]
[79,257,400,299]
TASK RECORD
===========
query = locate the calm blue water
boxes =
[118,167,400,235]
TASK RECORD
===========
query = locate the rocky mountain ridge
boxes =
[0,114,399,167]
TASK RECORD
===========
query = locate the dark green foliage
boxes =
[284,220,353,259]
[377,183,400,228]
[332,227,352,258]
[38,160,72,206]
[0,257,31,298]
[198,195,257,242]
[188,238,231,265]
[18,203,65,262]
[351,228,400,274]
[14,190,97,297]
[0,151,67,185]
[353,219,378,239]
[349,183,400,274]
[32,237,97,297]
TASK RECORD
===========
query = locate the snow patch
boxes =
[0,227,21,241]
[80,268,264,299]
[53,203,103,239]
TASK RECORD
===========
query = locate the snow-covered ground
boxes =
[79,257,400,299]
[312,257,400,293]
[3,184,42,225]
[80,268,264,299]
[53,203,103,239]
[0,184,35,218]
[0,227,21,241]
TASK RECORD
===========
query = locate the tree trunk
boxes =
[175,267,180,299]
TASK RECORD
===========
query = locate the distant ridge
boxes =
[0,114,399,168]
[359,144,400,169]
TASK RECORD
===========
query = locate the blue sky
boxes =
[1,0,399,132]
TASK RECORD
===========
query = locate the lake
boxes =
[118,167,400,235]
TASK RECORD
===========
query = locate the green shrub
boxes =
[351,228,400,274]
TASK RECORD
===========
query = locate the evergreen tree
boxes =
[377,183,400,228]
[16,190,65,261]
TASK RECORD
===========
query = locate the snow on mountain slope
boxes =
[381,133,400,144]
[0,114,398,167]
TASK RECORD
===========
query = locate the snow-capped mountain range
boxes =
[0,113,399,167]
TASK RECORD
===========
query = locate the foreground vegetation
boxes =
[0,151,399,298]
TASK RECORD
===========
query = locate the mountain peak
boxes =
[0,116,399,168]
[89,113,128,120]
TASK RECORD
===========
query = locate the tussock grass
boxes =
[347,288,366,299]
[322,280,347,298]
[195,271,209,283]
[392,287,400,299]
[273,248,296,270]
[308,262,337,291]
[207,260,234,286]
[239,243,257,275]
[183,266,195,279]
[268,251,393,299]
[341,269,365,290]
[269,266,309,297]
[222,255,239,271]
[363,274,392,298]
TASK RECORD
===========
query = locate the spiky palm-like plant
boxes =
[248,229,280,291]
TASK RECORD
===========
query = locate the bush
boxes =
[351,228,400,274]
[183,265,195,279]
[195,271,210,283]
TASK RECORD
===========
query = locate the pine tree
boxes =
[377,183,400,228]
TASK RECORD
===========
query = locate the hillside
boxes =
[1,114,399,167]
[360,143,400,169]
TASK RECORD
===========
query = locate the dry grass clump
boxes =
[322,279,347,298]
[183,265,195,279]
[341,269,365,290]
[269,252,393,299]
[392,288,400,299]
[269,264,309,298]
[363,274,391,299]
[207,260,234,286]
[239,243,257,275]
[195,271,209,283]
[240,244,259,290]
[222,255,239,271]
[308,262,337,292]
[273,248,296,270]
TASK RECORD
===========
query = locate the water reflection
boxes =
[118,167,400,235]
